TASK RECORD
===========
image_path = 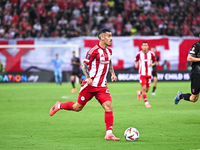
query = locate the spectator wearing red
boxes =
[11,11,19,25]
[114,14,123,36]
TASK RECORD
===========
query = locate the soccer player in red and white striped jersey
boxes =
[135,41,157,108]
[49,29,120,141]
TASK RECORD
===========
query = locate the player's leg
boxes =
[54,70,58,84]
[59,70,62,85]
[142,77,151,108]
[78,73,82,84]
[49,101,84,116]
[71,74,77,93]
[96,88,120,141]
[175,75,200,104]
[152,75,157,95]
[49,85,93,116]
[175,92,199,104]
[137,76,144,101]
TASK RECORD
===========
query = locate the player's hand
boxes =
[87,78,93,86]
[111,75,117,82]
[135,63,138,69]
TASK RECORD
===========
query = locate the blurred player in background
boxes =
[71,51,82,93]
[151,46,160,95]
[50,54,64,85]
[175,35,200,104]
[49,29,120,141]
[135,41,157,108]
[0,59,5,72]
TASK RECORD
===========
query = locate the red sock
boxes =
[60,101,75,110]
[143,94,148,103]
[105,111,113,131]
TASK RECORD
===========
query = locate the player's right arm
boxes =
[135,52,140,69]
[82,49,96,86]
[82,63,93,86]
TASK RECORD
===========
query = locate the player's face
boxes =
[141,43,149,53]
[151,47,156,53]
[72,52,75,57]
[103,32,112,46]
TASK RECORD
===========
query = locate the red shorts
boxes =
[77,85,112,106]
[139,76,151,88]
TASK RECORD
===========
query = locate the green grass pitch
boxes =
[0,82,200,150]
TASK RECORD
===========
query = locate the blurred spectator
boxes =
[51,2,60,13]
[162,60,169,70]
[0,25,5,37]
[33,21,42,32]
[0,59,5,72]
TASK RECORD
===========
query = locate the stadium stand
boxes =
[0,0,200,39]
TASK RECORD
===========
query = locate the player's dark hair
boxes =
[141,41,148,45]
[97,29,111,39]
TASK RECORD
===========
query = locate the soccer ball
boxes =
[124,127,139,141]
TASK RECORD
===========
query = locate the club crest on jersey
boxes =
[106,89,110,93]
[81,96,85,101]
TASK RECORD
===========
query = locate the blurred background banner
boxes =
[0,36,198,82]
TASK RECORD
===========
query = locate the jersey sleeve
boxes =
[83,49,97,65]
[152,52,157,62]
[156,55,160,62]
[135,52,140,61]
[188,44,198,57]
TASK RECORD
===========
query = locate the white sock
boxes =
[58,103,61,109]
[145,102,149,105]
[106,130,112,135]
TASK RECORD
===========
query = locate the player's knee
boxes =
[72,103,84,112]
[102,102,113,111]
[191,98,198,103]
[73,107,83,112]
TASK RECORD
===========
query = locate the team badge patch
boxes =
[86,54,91,59]
[191,47,195,51]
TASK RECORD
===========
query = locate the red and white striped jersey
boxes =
[83,44,112,87]
[135,50,157,77]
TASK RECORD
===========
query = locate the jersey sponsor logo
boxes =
[100,60,110,64]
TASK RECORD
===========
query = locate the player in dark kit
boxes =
[175,35,200,104]
[151,47,160,95]
[71,51,82,93]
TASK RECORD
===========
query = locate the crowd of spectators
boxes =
[0,0,200,39]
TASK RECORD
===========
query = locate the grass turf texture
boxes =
[0,82,200,150]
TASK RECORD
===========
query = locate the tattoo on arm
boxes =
[109,60,115,75]
[82,63,90,78]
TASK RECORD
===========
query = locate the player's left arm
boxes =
[187,55,200,62]
[150,61,157,67]
[109,60,117,82]
[187,44,200,62]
